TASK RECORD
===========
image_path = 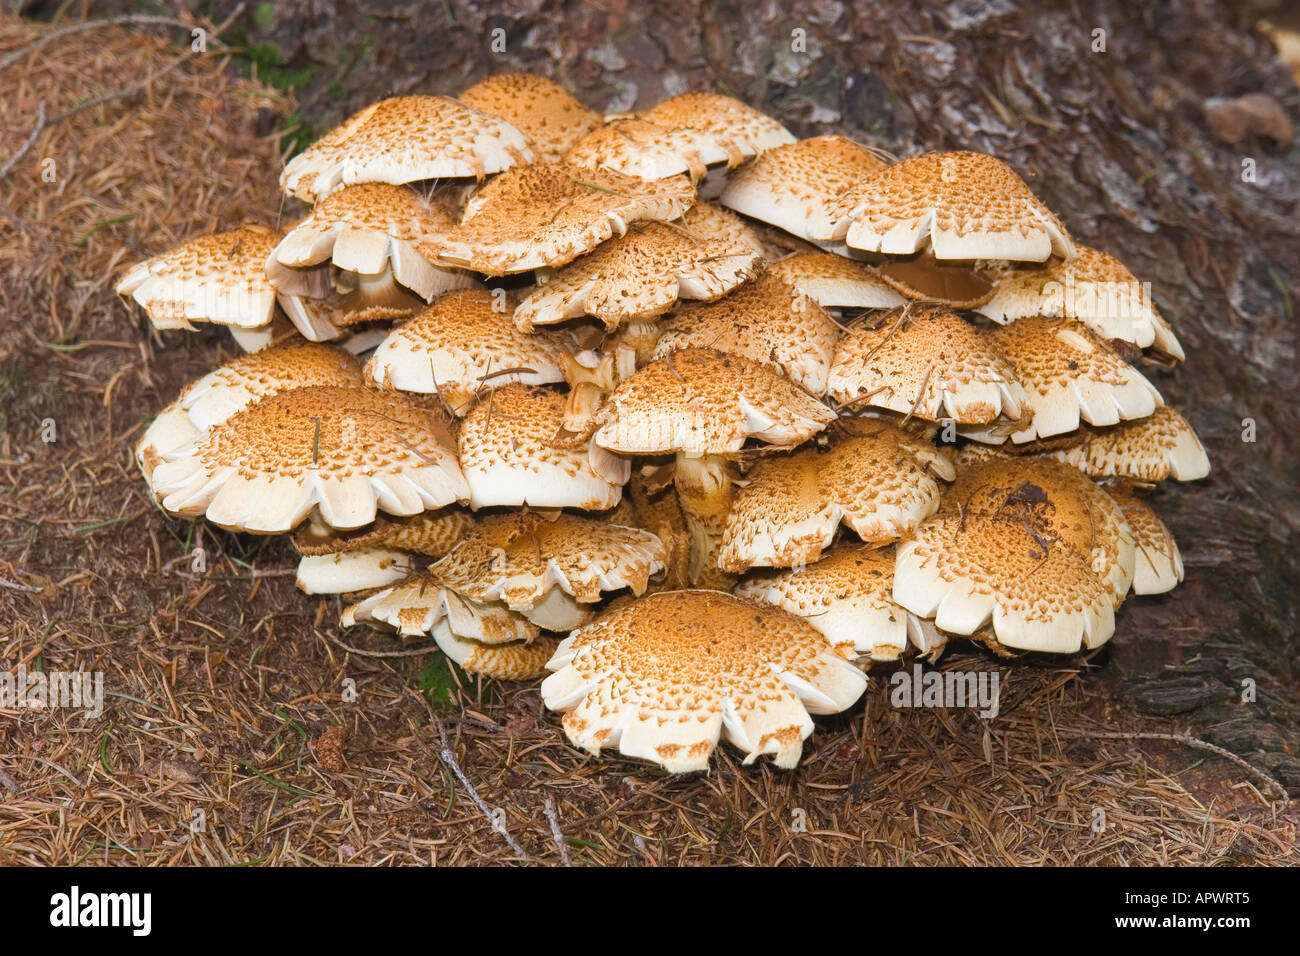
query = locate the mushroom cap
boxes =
[432,511,667,610]
[815,151,1075,262]
[718,426,947,571]
[976,247,1183,358]
[893,513,1116,653]
[719,135,887,241]
[941,457,1136,606]
[365,288,572,414]
[268,183,473,303]
[343,573,556,677]
[458,73,600,163]
[291,508,476,557]
[736,545,920,662]
[137,343,362,481]
[677,201,768,256]
[457,384,630,510]
[115,225,280,330]
[1107,489,1184,595]
[418,163,696,275]
[652,273,841,396]
[512,219,760,331]
[876,254,996,309]
[296,547,413,594]
[826,306,1026,423]
[966,317,1163,443]
[280,95,533,202]
[640,93,795,161]
[1049,405,1211,482]
[563,119,736,181]
[766,251,907,310]
[149,385,468,533]
[592,347,836,456]
[540,590,867,772]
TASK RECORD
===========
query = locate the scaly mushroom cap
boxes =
[541,590,867,772]
[625,469,692,590]
[893,513,1116,653]
[652,273,840,396]
[766,252,907,310]
[719,135,887,241]
[433,512,667,612]
[718,426,947,571]
[1049,406,1211,482]
[457,385,630,510]
[458,73,600,163]
[815,151,1075,262]
[418,163,696,275]
[365,289,572,415]
[513,219,760,331]
[292,508,476,557]
[976,246,1184,358]
[677,201,768,256]
[736,545,920,662]
[137,343,362,481]
[115,225,280,331]
[963,317,1164,443]
[826,306,1026,423]
[268,183,473,303]
[640,92,795,162]
[941,457,1136,605]
[1107,489,1184,595]
[563,119,735,181]
[592,348,836,456]
[149,385,468,533]
[280,95,533,202]
[342,572,537,643]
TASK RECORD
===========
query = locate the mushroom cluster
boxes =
[119,75,1208,773]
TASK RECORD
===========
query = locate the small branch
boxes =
[0,100,45,181]
[322,631,441,658]
[437,721,532,863]
[0,12,235,73]
[544,796,572,867]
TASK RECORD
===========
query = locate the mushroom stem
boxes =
[672,452,737,588]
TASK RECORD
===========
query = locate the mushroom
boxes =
[718,419,954,571]
[1047,405,1211,482]
[512,218,761,332]
[540,590,866,772]
[718,134,887,243]
[456,384,630,510]
[893,458,1134,654]
[116,224,283,336]
[826,305,1027,424]
[279,95,533,202]
[364,288,574,415]
[639,92,795,163]
[430,511,668,630]
[766,251,907,310]
[975,246,1184,360]
[136,342,362,482]
[652,272,841,396]
[736,544,923,663]
[563,118,737,182]
[813,151,1076,262]
[961,316,1164,443]
[875,252,997,309]
[149,385,468,533]
[1105,487,1184,595]
[417,163,697,275]
[940,457,1137,606]
[458,73,601,163]
[591,347,836,585]
[292,508,476,595]
[267,183,475,324]
[343,574,556,680]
